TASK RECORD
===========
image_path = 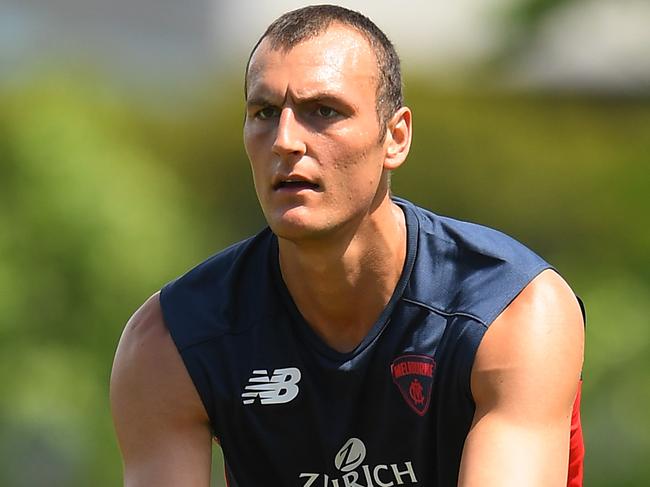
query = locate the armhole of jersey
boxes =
[159,284,221,439]
[224,460,239,487]
[460,319,489,405]
[483,263,555,327]
[469,274,586,486]
[464,264,554,398]
[576,294,587,328]
[567,379,585,487]
[177,344,220,438]
[567,293,586,486]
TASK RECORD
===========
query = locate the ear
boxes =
[383,106,412,171]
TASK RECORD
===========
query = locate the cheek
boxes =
[244,130,270,175]
[243,126,259,160]
[329,122,382,169]
[244,120,273,153]
[330,148,382,199]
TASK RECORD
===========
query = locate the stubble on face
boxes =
[243,24,390,244]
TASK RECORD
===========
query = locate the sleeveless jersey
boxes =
[160,197,584,486]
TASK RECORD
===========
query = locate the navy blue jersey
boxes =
[160,197,553,486]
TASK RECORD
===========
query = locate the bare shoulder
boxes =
[460,271,585,486]
[110,292,212,485]
[110,292,207,423]
[472,269,585,412]
[500,268,584,333]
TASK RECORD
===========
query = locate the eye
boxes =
[255,106,280,120]
[316,105,339,118]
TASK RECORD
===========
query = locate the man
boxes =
[110,5,585,486]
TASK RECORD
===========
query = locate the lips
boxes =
[272,174,320,191]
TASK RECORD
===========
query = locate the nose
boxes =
[272,108,306,158]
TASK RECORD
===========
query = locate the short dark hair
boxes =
[245,4,403,135]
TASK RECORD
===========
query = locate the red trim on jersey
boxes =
[567,380,584,487]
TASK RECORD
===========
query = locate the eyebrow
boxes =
[246,96,276,108]
[246,91,357,113]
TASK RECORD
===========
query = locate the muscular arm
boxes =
[110,293,213,487]
[458,270,584,487]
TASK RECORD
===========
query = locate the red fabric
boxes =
[567,381,584,487]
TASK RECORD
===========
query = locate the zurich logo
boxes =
[334,438,366,472]
[300,437,418,486]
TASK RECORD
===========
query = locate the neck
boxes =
[278,196,407,353]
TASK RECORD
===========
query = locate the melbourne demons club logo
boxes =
[390,354,436,416]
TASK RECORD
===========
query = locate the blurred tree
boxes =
[0,73,229,486]
[491,0,584,68]
[1,70,648,486]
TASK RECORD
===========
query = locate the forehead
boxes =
[246,24,378,101]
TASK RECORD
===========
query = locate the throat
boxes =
[280,253,402,354]
[277,199,408,354]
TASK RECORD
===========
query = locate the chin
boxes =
[269,219,320,242]
[266,211,332,243]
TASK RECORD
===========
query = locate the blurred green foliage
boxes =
[0,71,648,486]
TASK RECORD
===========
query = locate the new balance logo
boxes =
[241,367,301,405]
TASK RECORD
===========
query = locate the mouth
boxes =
[273,177,321,192]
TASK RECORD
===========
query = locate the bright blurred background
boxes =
[1,1,648,485]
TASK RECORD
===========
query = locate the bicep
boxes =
[458,270,584,487]
[110,293,213,487]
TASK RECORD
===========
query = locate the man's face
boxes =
[244,24,391,242]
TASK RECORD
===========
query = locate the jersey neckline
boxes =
[269,197,419,362]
